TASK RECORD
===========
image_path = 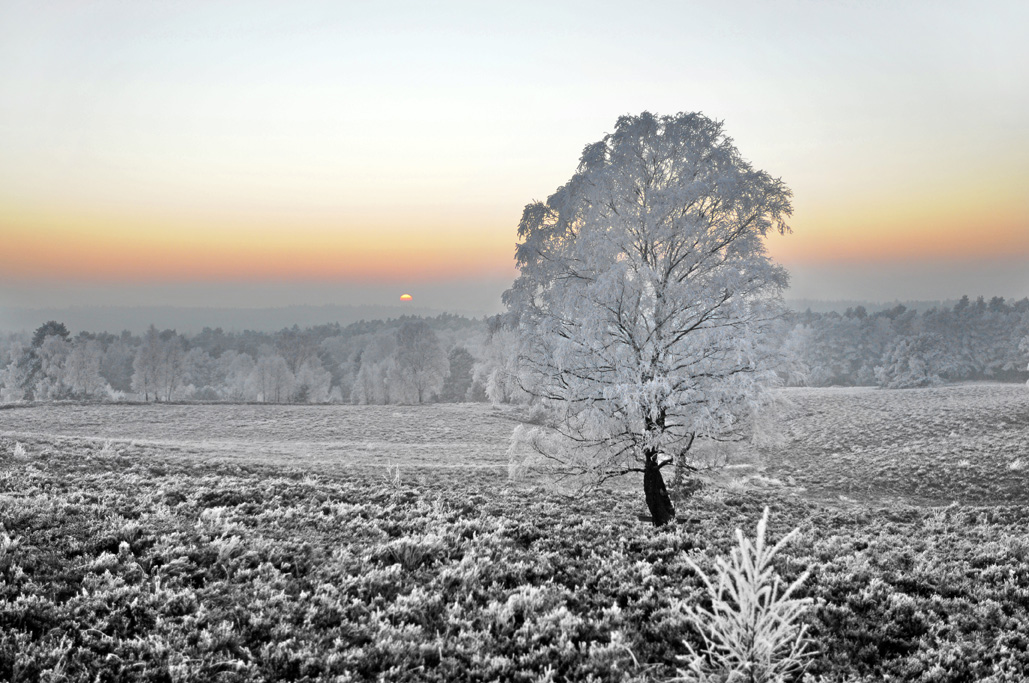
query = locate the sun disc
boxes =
[400,294,413,302]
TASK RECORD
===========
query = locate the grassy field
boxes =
[2,383,1029,681]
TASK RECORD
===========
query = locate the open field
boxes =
[2,383,1029,681]
[762,383,1029,506]
[0,402,520,473]
[3,383,1027,506]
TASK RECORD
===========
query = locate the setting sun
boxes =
[400,294,413,302]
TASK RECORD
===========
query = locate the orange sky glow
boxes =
[1,202,515,282]
[1,1,1026,312]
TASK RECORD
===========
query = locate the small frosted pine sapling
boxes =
[676,507,814,683]
[11,442,29,461]
[383,462,402,490]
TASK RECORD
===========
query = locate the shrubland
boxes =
[4,408,1029,681]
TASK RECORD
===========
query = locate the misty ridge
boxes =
[0,303,461,337]
[0,298,969,336]
[2,294,1027,406]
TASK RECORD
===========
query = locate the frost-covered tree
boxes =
[276,325,318,375]
[351,331,397,405]
[250,352,294,403]
[505,112,792,526]
[7,321,71,400]
[65,338,107,398]
[294,357,332,403]
[0,338,29,402]
[31,321,70,349]
[472,319,527,405]
[440,346,476,402]
[156,331,186,401]
[1019,334,1029,386]
[352,359,390,405]
[101,336,136,393]
[34,335,72,399]
[874,333,947,389]
[132,325,163,402]
[219,350,256,400]
[390,320,449,404]
[183,346,220,399]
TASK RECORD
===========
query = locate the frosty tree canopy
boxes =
[504,111,793,525]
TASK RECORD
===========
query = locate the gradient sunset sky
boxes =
[2,0,1027,315]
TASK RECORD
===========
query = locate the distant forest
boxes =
[2,295,1028,405]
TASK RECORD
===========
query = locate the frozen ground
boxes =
[0,402,520,472]
[762,382,1029,505]
[1,382,1027,505]
[3,384,1029,679]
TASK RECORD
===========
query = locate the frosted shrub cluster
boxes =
[676,507,813,682]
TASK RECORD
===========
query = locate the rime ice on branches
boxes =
[505,112,792,525]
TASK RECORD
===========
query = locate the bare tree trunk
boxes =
[644,450,675,527]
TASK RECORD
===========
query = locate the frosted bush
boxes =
[0,530,20,560]
[676,507,814,682]
[12,441,28,461]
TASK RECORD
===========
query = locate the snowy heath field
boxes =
[2,383,1029,681]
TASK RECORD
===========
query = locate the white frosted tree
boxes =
[132,325,163,402]
[0,361,28,403]
[874,333,946,389]
[100,338,136,393]
[34,335,71,399]
[351,331,397,405]
[504,112,792,526]
[390,320,449,404]
[156,333,186,401]
[1018,334,1029,386]
[65,338,108,398]
[473,320,529,405]
[250,352,295,403]
[0,339,29,402]
[352,360,387,405]
[183,346,219,398]
[294,357,332,403]
[268,356,295,402]
[219,350,256,401]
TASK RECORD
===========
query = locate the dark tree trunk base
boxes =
[644,459,676,527]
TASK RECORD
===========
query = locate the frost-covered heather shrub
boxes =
[0,530,20,561]
[1008,458,1025,471]
[676,507,813,683]
[11,441,28,461]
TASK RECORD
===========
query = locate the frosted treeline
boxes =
[0,315,489,405]
[785,296,1029,388]
[2,297,1027,404]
